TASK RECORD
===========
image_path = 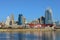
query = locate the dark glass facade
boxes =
[18,14,23,25]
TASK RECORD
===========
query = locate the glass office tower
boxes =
[45,8,53,24]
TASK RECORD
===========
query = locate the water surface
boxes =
[0,31,60,40]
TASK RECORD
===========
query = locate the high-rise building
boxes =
[38,16,45,24]
[10,14,14,25]
[18,14,24,25]
[22,16,26,24]
[5,16,10,26]
[40,16,45,24]
[38,18,40,24]
[45,8,53,24]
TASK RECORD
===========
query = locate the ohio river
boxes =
[0,31,60,40]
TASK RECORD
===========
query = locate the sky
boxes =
[0,0,60,22]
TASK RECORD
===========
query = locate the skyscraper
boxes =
[45,8,53,24]
[10,14,14,25]
[38,16,45,24]
[5,16,10,26]
[22,16,26,24]
[18,14,23,25]
[40,16,45,24]
[38,18,40,24]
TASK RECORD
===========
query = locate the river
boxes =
[0,31,60,40]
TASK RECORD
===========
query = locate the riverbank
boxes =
[0,28,54,32]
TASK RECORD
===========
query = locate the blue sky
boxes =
[0,0,60,22]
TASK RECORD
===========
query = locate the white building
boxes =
[10,14,14,25]
[5,16,10,26]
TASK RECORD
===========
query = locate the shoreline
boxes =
[0,28,59,32]
[0,28,56,32]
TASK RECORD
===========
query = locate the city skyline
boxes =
[0,0,60,22]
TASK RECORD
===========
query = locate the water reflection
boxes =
[0,31,60,40]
